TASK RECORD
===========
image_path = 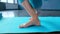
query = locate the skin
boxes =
[19,0,40,28]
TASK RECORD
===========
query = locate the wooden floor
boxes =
[0,10,60,17]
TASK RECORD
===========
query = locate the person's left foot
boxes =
[19,18,40,28]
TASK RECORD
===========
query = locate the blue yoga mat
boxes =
[0,17,60,33]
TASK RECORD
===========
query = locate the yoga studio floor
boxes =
[0,10,60,33]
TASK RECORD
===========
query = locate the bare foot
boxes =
[19,18,40,28]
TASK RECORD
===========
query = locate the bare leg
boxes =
[19,0,40,28]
